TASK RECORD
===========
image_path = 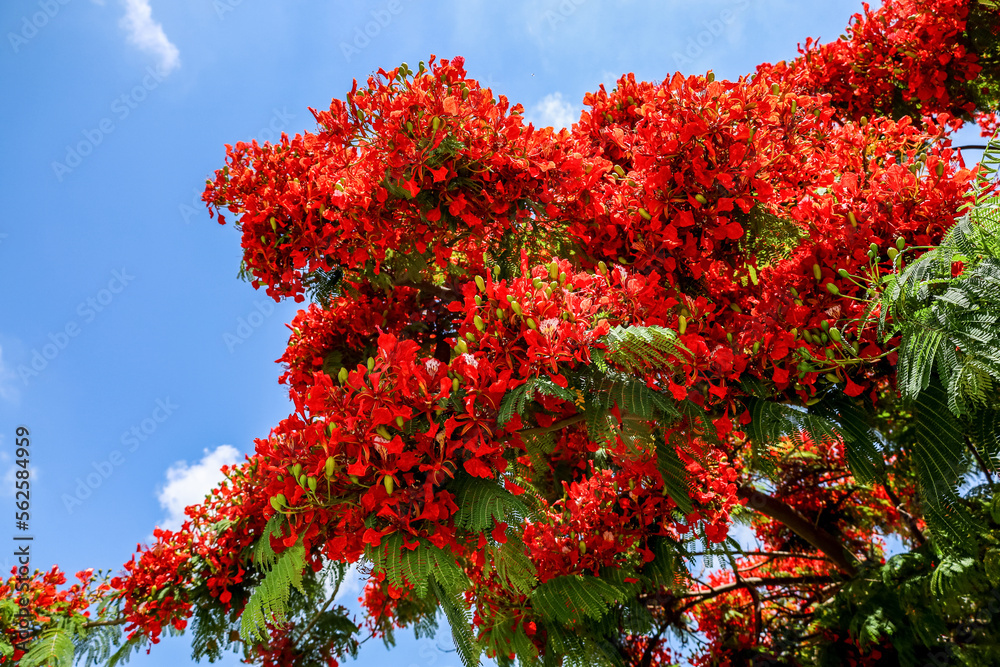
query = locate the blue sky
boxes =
[0,1,987,665]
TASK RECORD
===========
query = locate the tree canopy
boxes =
[5,1,1000,665]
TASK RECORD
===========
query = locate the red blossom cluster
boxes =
[0,567,109,665]
[792,0,997,132]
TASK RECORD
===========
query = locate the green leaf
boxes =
[531,574,627,624]
[20,627,74,667]
[240,540,306,642]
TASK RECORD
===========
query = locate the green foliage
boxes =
[302,267,344,306]
[452,475,536,533]
[869,127,1000,554]
[596,325,686,375]
[531,574,628,625]
[497,377,577,427]
[19,626,74,667]
[655,436,694,515]
[240,540,307,642]
[814,495,1000,666]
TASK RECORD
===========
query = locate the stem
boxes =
[81,618,127,629]
[737,486,859,575]
[880,481,927,547]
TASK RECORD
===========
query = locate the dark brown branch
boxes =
[737,486,859,576]
[81,618,127,629]
[880,481,928,548]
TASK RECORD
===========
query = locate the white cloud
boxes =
[527,92,578,130]
[156,445,241,530]
[119,0,180,75]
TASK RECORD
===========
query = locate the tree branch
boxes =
[737,486,859,576]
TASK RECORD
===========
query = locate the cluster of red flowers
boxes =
[0,567,109,665]
[204,56,576,301]
[793,0,995,131]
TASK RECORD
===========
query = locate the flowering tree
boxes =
[5,1,1000,665]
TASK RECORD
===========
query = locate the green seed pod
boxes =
[275,493,286,507]
[826,283,840,295]
[812,264,823,281]
[511,301,522,315]
[451,378,460,393]
[270,217,277,232]
[847,211,857,227]
[789,287,798,297]
[638,207,652,220]
[821,333,829,344]
[495,307,504,319]
[935,162,944,177]
[544,286,553,298]
[694,193,708,205]
[829,328,842,343]
[292,463,303,478]
[270,496,283,511]
[803,331,814,344]
[548,261,559,279]
[825,373,839,384]
[730,303,742,313]
[338,367,349,384]
[349,474,360,484]
[559,271,567,285]
[869,242,879,253]
[431,116,441,131]
[825,349,835,359]
[527,318,538,330]
[455,339,468,354]
[474,315,485,331]
[597,261,608,275]
[867,250,875,260]
[395,416,405,428]
[706,71,715,83]
[678,315,687,334]
[790,99,797,114]
[613,164,626,178]
[475,275,486,292]
[860,115,868,126]
[896,237,905,251]
[367,357,375,371]
[726,332,733,343]
[838,268,850,279]
[887,247,898,261]
[821,320,830,332]
[771,83,780,95]
[307,476,317,492]
[277,474,284,482]
[752,341,761,354]
[578,541,587,555]
[465,332,476,342]
[325,456,336,479]
[533,277,543,289]
[383,475,394,495]
[852,341,860,355]
[474,295,482,306]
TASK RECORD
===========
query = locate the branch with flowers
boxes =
[4,1,1000,665]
